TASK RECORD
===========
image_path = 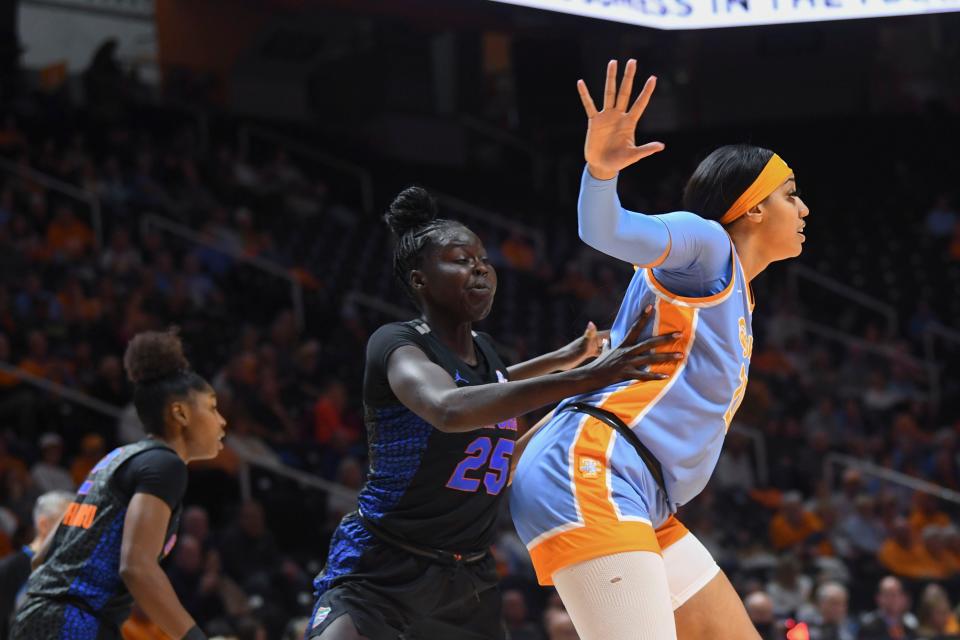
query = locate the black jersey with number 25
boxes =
[359,319,518,552]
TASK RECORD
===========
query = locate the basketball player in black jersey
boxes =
[11,330,225,640]
[307,187,682,640]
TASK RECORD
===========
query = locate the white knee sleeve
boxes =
[553,551,677,640]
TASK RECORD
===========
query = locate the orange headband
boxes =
[719,154,793,225]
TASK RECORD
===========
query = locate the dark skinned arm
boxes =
[387,306,680,433]
[119,493,198,639]
[507,352,577,381]
[508,322,610,381]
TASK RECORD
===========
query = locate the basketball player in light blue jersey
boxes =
[510,60,810,639]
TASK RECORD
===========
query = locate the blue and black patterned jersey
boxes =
[358,319,517,552]
[15,439,183,631]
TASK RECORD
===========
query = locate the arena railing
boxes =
[237,125,375,215]
[0,157,104,249]
[792,317,929,373]
[342,291,414,322]
[0,360,359,503]
[787,263,899,336]
[430,191,547,263]
[236,123,548,263]
[9,353,958,510]
[22,0,154,19]
[786,264,957,412]
[139,213,306,331]
[790,316,935,405]
[458,115,549,191]
[733,425,769,487]
[0,361,126,420]
[824,453,960,507]
[922,323,960,413]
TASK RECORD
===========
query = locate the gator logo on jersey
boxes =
[312,606,332,628]
[578,456,603,479]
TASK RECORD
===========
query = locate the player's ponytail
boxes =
[682,145,775,223]
[385,186,462,306]
[123,329,210,436]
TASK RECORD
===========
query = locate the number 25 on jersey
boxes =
[447,421,516,496]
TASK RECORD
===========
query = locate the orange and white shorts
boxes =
[510,409,718,608]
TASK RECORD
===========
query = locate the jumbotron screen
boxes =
[488,0,960,29]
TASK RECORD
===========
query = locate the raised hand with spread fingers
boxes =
[577,58,665,180]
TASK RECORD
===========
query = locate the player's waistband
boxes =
[562,402,669,505]
[356,511,489,566]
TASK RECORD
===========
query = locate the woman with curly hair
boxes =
[12,330,224,640]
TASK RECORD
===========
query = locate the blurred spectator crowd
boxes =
[0,66,958,639]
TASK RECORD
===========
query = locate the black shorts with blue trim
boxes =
[307,513,504,640]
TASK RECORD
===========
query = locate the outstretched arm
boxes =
[576,60,729,273]
[508,321,608,381]
[578,169,672,267]
[388,307,681,433]
[575,60,670,265]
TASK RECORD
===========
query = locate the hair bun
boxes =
[384,186,438,237]
[123,329,190,385]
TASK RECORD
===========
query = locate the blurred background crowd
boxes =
[1,1,960,639]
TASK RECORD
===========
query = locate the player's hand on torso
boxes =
[582,304,683,386]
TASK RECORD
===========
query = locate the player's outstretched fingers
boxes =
[628,75,658,122]
[623,304,655,345]
[577,79,598,118]
[631,141,667,164]
[602,59,618,111]
[615,59,638,111]
[626,349,683,381]
[628,369,670,381]
[629,332,682,355]
[633,352,684,365]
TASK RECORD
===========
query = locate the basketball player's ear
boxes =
[742,201,764,224]
[169,400,190,430]
[410,270,427,292]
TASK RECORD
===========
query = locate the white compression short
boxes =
[661,531,721,610]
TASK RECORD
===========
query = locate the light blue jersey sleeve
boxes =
[578,167,733,297]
